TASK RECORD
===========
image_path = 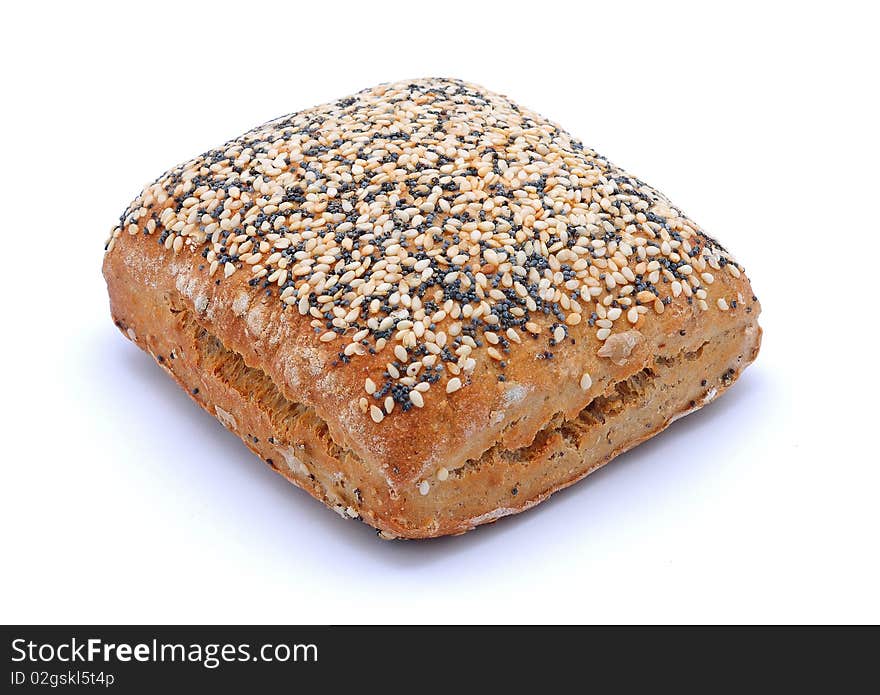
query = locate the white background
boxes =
[2,1,877,624]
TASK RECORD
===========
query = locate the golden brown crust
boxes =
[103,233,760,538]
[103,78,762,538]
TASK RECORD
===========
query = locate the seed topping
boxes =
[106,78,744,425]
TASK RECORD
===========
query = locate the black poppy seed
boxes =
[107,78,745,423]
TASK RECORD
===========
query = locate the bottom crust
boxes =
[111,284,761,539]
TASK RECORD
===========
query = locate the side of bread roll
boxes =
[103,78,761,538]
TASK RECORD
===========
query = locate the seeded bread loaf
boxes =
[103,78,761,539]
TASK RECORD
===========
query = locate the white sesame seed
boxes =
[109,78,744,427]
[580,373,592,391]
[437,467,449,481]
[418,480,430,496]
[409,390,424,408]
[370,405,384,423]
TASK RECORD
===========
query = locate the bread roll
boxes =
[103,78,761,538]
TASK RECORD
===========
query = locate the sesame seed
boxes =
[437,467,450,481]
[580,373,592,391]
[370,405,384,423]
[418,480,430,496]
[107,77,744,427]
[409,390,424,408]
